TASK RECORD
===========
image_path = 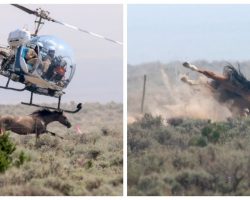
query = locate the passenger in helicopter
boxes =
[51,59,67,83]
[44,55,64,81]
[35,42,45,76]
[22,46,38,73]
[41,48,56,79]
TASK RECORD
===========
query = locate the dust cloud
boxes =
[128,64,234,123]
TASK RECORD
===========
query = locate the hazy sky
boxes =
[128,4,250,65]
[0,4,122,104]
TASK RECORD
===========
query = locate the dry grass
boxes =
[127,61,250,195]
[128,114,250,196]
[0,102,123,196]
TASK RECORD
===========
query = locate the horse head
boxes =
[31,109,72,128]
[54,110,72,128]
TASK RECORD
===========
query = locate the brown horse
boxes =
[0,109,71,138]
[182,62,250,116]
[183,62,250,98]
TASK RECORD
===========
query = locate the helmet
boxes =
[48,45,56,52]
[48,46,56,58]
[37,42,43,49]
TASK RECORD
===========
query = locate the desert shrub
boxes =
[128,135,151,153]
[14,151,30,168]
[0,132,16,172]
[85,160,93,169]
[44,177,73,195]
[175,170,214,193]
[201,126,213,137]
[110,156,123,167]
[0,185,61,195]
[172,153,197,170]
[111,176,123,187]
[139,153,165,175]
[87,149,101,160]
[153,127,172,145]
[91,184,118,196]
[85,178,102,191]
[189,136,208,147]
[35,135,60,150]
[167,117,183,126]
[101,127,111,136]
[137,173,168,195]
[128,124,152,152]
[201,123,229,144]
[0,151,11,173]
[139,113,163,129]
[175,119,209,135]
[128,160,141,187]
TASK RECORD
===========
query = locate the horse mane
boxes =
[222,64,250,91]
[30,109,55,117]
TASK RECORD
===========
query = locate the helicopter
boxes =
[0,4,122,113]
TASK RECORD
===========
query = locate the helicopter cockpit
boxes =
[14,35,76,89]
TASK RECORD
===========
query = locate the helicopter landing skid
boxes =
[0,77,26,91]
[21,92,82,114]
[0,85,26,92]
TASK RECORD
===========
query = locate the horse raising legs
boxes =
[0,109,71,139]
[182,62,250,117]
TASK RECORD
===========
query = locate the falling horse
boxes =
[182,62,250,116]
[0,109,71,138]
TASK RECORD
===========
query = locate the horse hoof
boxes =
[183,62,190,67]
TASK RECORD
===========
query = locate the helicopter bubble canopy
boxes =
[17,35,76,89]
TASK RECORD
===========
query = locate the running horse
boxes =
[0,109,71,138]
[182,62,250,116]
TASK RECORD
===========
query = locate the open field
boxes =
[128,114,250,195]
[0,102,123,195]
[128,61,250,195]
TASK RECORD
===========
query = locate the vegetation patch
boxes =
[0,103,122,196]
[128,114,250,195]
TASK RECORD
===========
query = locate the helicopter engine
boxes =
[8,29,31,50]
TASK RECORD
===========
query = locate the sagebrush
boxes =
[128,114,250,195]
[0,102,123,196]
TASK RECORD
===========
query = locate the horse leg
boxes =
[35,131,40,145]
[0,125,6,136]
[183,62,228,82]
[181,75,199,86]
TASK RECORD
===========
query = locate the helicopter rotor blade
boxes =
[11,4,38,15]
[11,4,122,46]
[53,20,123,45]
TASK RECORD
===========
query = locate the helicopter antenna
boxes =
[11,4,123,45]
